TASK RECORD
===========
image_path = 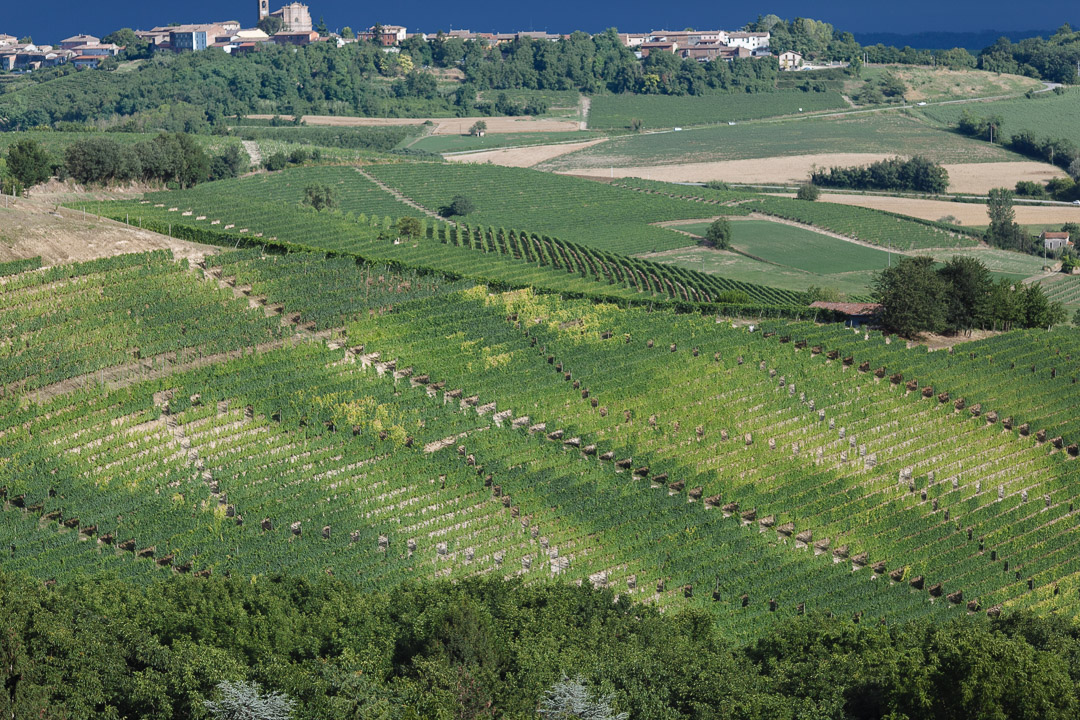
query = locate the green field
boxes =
[746,196,981,251]
[83,165,808,309]
[367,163,753,254]
[644,245,880,296]
[543,112,1021,169]
[694,219,896,273]
[587,90,849,130]
[407,130,605,154]
[651,219,890,296]
[915,88,1080,146]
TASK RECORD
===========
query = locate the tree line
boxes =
[875,255,1065,337]
[2,134,247,192]
[1,572,1079,719]
[810,156,949,193]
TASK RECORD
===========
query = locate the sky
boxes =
[5,0,1077,44]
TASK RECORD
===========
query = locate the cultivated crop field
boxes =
[679,219,896,273]
[408,131,605,154]
[81,166,808,309]
[915,88,1080,146]
[587,90,848,130]
[5,248,1080,643]
[366,163,751,254]
[541,112,1020,170]
[640,245,879,296]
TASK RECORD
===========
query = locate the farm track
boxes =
[353,168,452,225]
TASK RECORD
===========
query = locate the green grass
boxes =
[543,112,1021,170]
[407,131,604,154]
[684,219,896,272]
[587,91,849,130]
[914,88,1080,146]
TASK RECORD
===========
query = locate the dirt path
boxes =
[354,168,449,224]
[241,140,262,168]
[650,212,923,255]
[579,95,591,130]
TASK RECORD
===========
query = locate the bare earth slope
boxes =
[0,197,218,266]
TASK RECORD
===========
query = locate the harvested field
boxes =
[941,162,1068,194]
[246,114,581,134]
[0,197,217,266]
[446,139,608,168]
[560,153,897,186]
[809,193,1080,226]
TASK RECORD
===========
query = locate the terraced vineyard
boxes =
[4,251,1080,642]
[0,251,285,395]
[79,167,809,311]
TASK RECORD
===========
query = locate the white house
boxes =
[779,50,803,70]
[726,32,770,50]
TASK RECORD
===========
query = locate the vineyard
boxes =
[747,196,982,251]
[541,112,1019,170]
[586,91,849,130]
[364,163,743,254]
[1038,275,1080,309]
[78,167,809,310]
[3,250,1080,642]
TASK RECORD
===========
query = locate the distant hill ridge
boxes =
[854,29,1058,52]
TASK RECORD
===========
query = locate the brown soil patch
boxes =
[246,114,580,134]
[0,197,218,267]
[446,139,609,168]
[559,153,898,185]
[941,162,1068,195]
[810,193,1080,226]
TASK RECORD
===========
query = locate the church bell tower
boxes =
[258,0,269,22]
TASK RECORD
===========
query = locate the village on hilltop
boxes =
[0,1,805,72]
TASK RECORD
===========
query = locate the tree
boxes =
[796,183,820,201]
[986,187,1030,251]
[341,27,354,39]
[938,255,992,332]
[102,28,149,58]
[468,120,487,136]
[441,195,475,217]
[396,216,423,239]
[1072,307,1080,326]
[302,183,335,211]
[6,139,53,190]
[874,256,948,337]
[538,676,628,720]
[257,16,283,35]
[204,681,295,720]
[316,17,329,37]
[703,217,731,249]
[1023,284,1067,328]
[262,152,288,172]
